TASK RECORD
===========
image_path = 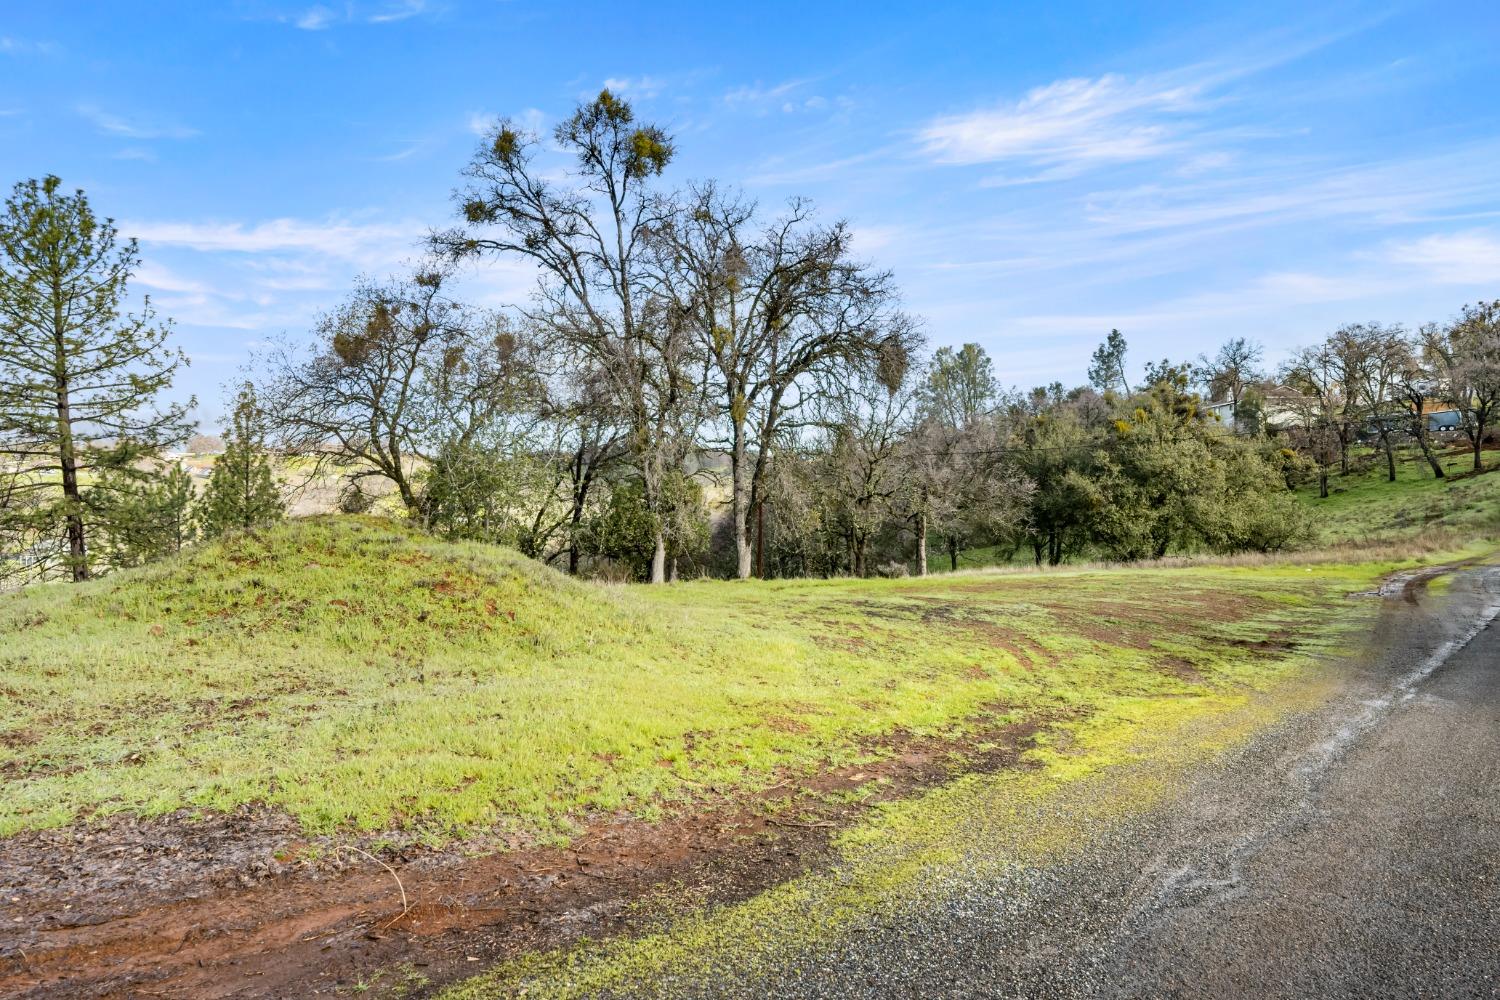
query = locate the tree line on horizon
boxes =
[3,92,1498,586]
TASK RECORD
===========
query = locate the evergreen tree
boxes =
[199,384,284,537]
[1087,328,1131,396]
[0,176,192,581]
[921,343,998,429]
[98,461,197,569]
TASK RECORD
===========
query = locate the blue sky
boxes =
[3,1,1498,422]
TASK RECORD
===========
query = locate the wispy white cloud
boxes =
[77,104,198,140]
[133,262,214,296]
[122,215,434,337]
[1381,230,1500,285]
[848,224,901,260]
[280,1,435,30]
[601,75,665,99]
[372,138,430,161]
[723,78,806,110]
[1081,143,1500,237]
[722,78,851,117]
[128,216,417,260]
[919,73,1206,172]
[467,107,545,137]
[294,5,338,29]
[151,293,285,331]
[466,111,497,136]
[368,0,432,23]
[745,148,896,187]
[1176,151,1235,177]
[112,147,158,162]
[0,36,59,56]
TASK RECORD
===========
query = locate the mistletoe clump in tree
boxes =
[0,176,192,582]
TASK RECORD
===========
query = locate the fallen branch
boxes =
[766,818,837,829]
[336,845,411,927]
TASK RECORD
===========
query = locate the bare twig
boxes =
[766,818,837,830]
[336,845,410,927]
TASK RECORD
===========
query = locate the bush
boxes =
[338,482,376,515]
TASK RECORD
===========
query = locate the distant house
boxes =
[1209,386,1460,436]
[1206,385,1317,433]
[1205,399,1235,424]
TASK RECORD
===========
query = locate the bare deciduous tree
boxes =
[435,90,699,583]
[1345,322,1407,483]
[1195,337,1265,433]
[649,183,913,579]
[1395,325,1448,480]
[1424,301,1500,472]
[258,267,528,519]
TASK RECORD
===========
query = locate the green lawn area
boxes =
[0,515,1467,845]
[941,444,1497,571]
[1294,445,1500,544]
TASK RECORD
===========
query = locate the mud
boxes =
[0,715,1048,999]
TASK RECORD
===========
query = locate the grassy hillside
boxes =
[1295,446,1500,544]
[0,516,1468,844]
[942,445,1497,571]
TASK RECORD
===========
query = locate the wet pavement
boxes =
[619,564,1500,1000]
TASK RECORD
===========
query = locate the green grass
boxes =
[440,674,1336,1000]
[1294,446,1500,544]
[938,445,1498,571]
[0,515,1458,844]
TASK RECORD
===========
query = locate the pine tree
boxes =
[199,384,284,537]
[1087,329,1131,396]
[98,461,197,569]
[0,176,192,582]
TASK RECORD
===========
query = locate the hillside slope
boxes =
[1295,446,1500,544]
[0,515,1460,845]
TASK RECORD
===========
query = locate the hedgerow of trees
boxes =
[4,92,1498,587]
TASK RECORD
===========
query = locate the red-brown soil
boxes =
[0,716,1050,999]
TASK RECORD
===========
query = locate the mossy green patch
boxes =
[0,515,1445,845]
[439,638,1352,999]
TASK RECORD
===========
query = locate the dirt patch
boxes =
[1157,656,1206,683]
[1226,630,1296,656]
[1037,591,1279,653]
[0,713,1052,1000]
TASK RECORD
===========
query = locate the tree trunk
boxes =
[649,530,666,584]
[754,498,765,579]
[1319,471,1329,499]
[1381,433,1396,482]
[668,554,678,583]
[730,422,752,580]
[949,537,959,572]
[915,511,928,577]
[566,447,596,576]
[1415,425,1445,479]
[1339,433,1350,475]
[52,343,87,581]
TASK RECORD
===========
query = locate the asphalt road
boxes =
[615,564,1500,1000]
